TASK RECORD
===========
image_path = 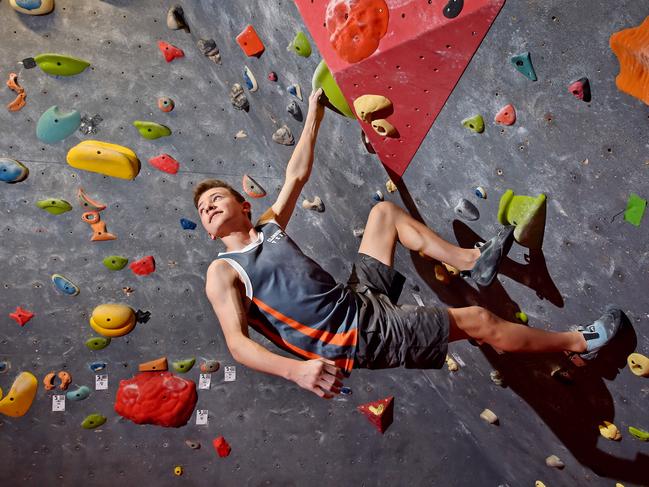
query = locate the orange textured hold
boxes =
[57,371,71,391]
[7,92,26,112]
[610,16,649,105]
[494,104,516,125]
[236,25,265,57]
[43,372,56,390]
[139,357,168,372]
[326,0,389,64]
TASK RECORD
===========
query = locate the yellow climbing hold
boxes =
[173,466,183,476]
[535,482,546,487]
[353,94,393,122]
[0,372,38,417]
[67,140,140,180]
[10,0,54,16]
[371,119,398,138]
[599,421,622,441]
[89,303,136,337]
[445,355,459,372]
[627,352,649,377]
[385,179,397,193]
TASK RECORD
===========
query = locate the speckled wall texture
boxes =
[0,1,648,486]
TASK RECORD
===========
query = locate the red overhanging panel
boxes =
[294,0,506,179]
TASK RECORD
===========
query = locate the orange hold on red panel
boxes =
[236,25,265,58]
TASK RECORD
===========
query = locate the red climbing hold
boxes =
[494,104,516,126]
[268,71,278,82]
[148,154,180,174]
[9,306,34,326]
[357,396,394,433]
[114,371,197,427]
[326,0,389,64]
[130,256,156,276]
[212,436,231,457]
[157,40,185,63]
[236,25,265,58]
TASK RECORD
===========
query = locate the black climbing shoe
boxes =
[461,226,515,287]
[578,305,623,360]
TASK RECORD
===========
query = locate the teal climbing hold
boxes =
[133,121,172,140]
[511,52,537,81]
[103,255,129,271]
[31,53,90,76]
[36,106,81,144]
[85,336,111,351]
[172,357,196,373]
[288,31,311,57]
[81,413,106,429]
[51,274,80,296]
[66,385,90,401]
[461,114,485,133]
[36,198,72,215]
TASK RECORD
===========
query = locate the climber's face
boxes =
[197,187,251,239]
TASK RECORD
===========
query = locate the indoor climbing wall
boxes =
[1,0,648,486]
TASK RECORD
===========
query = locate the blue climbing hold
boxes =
[16,0,42,10]
[180,218,197,230]
[0,362,8,373]
[0,158,29,183]
[89,362,106,372]
[36,106,81,144]
[51,274,80,296]
[340,386,353,395]
[66,385,90,401]
[511,52,537,81]
[372,190,384,202]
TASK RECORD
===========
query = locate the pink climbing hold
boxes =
[494,104,516,126]
[568,77,591,102]
[148,154,180,174]
[157,41,185,62]
[268,71,277,82]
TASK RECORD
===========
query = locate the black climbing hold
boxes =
[197,38,221,64]
[135,309,151,324]
[443,0,463,19]
[287,101,303,122]
[21,57,37,69]
[454,199,479,221]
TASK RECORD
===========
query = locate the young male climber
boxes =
[195,88,623,399]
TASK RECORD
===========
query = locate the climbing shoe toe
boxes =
[462,225,515,287]
[579,305,623,360]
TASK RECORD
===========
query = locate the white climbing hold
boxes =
[352,228,365,238]
[302,197,324,212]
[272,125,295,146]
[445,355,459,372]
[480,408,499,425]
[234,130,247,139]
[545,455,565,469]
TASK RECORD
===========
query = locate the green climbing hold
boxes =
[511,52,537,81]
[624,193,646,227]
[628,426,649,441]
[515,311,528,324]
[36,198,72,215]
[32,53,90,76]
[82,413,107,429]
[172,357,196,373]
[288,31,312,57]
[133,121,172,140]
[498,189,547,249]
[85,336,111,351]
[461,114,485,133]
[312,60,354,118]
[103,255,129,271]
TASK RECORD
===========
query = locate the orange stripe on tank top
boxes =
[248,317,353,372]
[252,297,358,348]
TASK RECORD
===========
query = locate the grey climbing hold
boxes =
[185,440,201,449]
[302,197,324,212]
[454,198,480,221]
[272,125,295,146]
[287,101,303,122]
[511,52,537,81]
[230,83,249,112]
[79,114,103,135]
[200,360,220,373]
[489,370,504,386]
[352,228,365,237]
[197,38,221,64]
[167,5,189,33]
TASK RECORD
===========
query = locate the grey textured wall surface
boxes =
[1,0,648,486]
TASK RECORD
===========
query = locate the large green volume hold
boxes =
[33,53,91,76]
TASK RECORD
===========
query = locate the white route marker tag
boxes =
[52,394,65,412]
[198,373,211,390]
[412,293,424,306]
[196,409,209,425]
[224,365,236,382]
[451,352,466,367]
[95,374,108,390]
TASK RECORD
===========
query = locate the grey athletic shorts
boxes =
[348,253,450,370]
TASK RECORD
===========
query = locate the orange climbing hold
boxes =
[6,72,26,112]
[158,40,185,62]
[326,0,389,64]
[236,25,265,58]
[9,306,34,326]
[610,16,649,105]
[139,357,168,372]
[494,104,516,125]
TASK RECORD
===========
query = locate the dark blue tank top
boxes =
[215,220,358,375]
